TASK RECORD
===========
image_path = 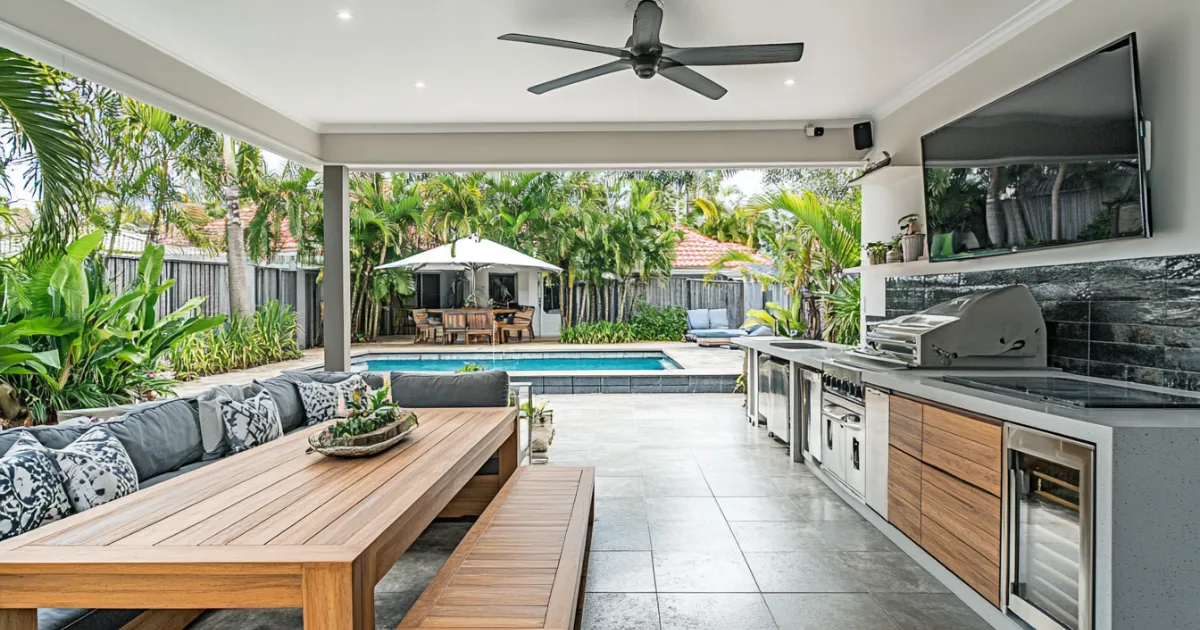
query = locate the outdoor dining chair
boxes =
[413,309,443,343]
[466,310,496,345]
[497,306,536,343]
[441,310,469,345]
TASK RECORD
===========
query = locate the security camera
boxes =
[805,124,825,138]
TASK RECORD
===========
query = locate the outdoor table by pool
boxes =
[0,407,519,630]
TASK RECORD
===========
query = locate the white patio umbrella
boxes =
[377,236,561,305]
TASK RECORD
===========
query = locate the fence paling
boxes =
[564,276,752,328]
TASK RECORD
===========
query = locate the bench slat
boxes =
[400,467,594,630]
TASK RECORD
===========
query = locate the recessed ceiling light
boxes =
[784,79,796,86]
[414,81,427,89]
[336,10,353,20]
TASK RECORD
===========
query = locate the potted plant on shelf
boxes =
[864,242,889,266]
[886,234,904,264]
[899,214,925,263]
[308,387,419,457]
[520,399,556,463]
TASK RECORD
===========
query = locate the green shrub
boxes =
[457,363,485,373]
[630,305,687,341]
[169,301,302,380]
[558,321,638,344]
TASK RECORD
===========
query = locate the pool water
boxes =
[361,353,679,373]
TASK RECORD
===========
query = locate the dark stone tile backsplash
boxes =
[884,255,1200,392]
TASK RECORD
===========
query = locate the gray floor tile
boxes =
[592,519,653,551]
[653,551,760,593]
[838,552,949,593]
[658,594,777,630]
[374,591,422,629]
[729,521,825,552]
[596,497,648,521]
[718,497,805,521]
[190,609,305,630]
[642,474,713,497]
[764,593,899,630]
[872,593,993,630]
[704,475,785,497]
[771,475,838,497]
[790,495,868,522]
[744,551,868,593]
[810,521,899,551]
[644,497,724,522]
[375,550,448,592]
[582,593,662,630]
[648,519,739,551]
[586,551,657,592]
[597,476,647,498]
[407,521,471,551]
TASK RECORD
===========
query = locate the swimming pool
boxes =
[356,351,680,373]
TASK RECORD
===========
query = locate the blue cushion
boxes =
[748,325,775,337]
[686,309,711,330]
[692,329,748,338]
[709,309,730,329]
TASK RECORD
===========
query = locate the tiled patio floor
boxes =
[191,393,992,630]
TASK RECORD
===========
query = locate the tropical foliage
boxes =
[559,304,688,344]
[168,301,302,380]
[0,231,224,423]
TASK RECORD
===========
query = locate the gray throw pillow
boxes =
[102,398,203,483]
[0,432,72,540]
[0,424,87,456]
[196,385,248,460]
[390,371,510,408]
[306,371,385,390]
[256,377,307,432]
[219,390,283,454]
[686,309,711,330]
[46,426,138,512]
[709,309,730,329]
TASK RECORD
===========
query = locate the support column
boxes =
[323,165,351,372]
[294,258,309,349]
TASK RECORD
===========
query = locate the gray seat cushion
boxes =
[102,398,203,483]
[38,607,141,630]
[691,328,748,338]
[390,371,510,408]
[303,370,385,390]
[138,459,216,490]
[686,309,711,330]
[256,376,307,432]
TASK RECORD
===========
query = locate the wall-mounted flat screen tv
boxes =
[922,34,1150,262]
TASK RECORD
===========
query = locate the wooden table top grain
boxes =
[0,407,519,630]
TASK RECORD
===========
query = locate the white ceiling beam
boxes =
[0,0,322,166]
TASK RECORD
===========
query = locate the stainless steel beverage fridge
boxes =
[1005,425,1095,630]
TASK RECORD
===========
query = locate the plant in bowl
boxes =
[458,363,485,373]
[308,387,419,457]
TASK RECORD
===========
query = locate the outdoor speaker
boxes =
[853,122,874,151]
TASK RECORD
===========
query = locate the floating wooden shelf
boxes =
[848,165,922,188]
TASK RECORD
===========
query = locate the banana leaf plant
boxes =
[746,301,806,338]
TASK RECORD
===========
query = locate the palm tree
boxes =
[0,49,90,260]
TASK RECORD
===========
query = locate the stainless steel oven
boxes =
[1005,425,1095,630]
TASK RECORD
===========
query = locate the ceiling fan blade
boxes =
[658,63,728,100]
[528,60,631,95]
[665,43,805,66]
[499,33,627,58]
[630,0,664,53]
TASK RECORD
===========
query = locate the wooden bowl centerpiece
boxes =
[308,388,419,457]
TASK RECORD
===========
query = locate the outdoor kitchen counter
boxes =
[731,336,850,369]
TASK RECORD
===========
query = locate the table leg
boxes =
[498,418,519,486]
[302,562,373,630]
[0,610,36,630]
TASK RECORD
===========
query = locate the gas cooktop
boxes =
[941,375,1200,409]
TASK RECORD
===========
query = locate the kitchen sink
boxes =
[770,342,824,351]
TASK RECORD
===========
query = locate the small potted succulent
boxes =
[886,234,904,264]
[308,387,419,457]
[864,242,889,266]
[521,399,556,462]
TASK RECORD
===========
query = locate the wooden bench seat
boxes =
[400,466,595,630]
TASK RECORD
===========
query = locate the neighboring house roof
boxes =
[159,206,299,253]
[671,225,770,270]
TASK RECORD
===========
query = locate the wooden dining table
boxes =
[0,407,518,630]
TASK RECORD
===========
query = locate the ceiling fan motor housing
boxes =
[633,54,662,78]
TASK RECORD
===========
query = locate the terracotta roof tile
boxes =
[672,225,770,269]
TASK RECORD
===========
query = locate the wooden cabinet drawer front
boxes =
[889,494,921,542]
[889,398,922,458]
[921,517,1001,608]
[921,442,1002,497]
[888,447,922,508]
[921,465,1001,566]
[922,406,1001,452]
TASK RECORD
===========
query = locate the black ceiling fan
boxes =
[499,0,804,100]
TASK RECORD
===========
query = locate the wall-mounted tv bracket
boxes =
[1141,119,1152,172]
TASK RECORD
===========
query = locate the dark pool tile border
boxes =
[527,375,738,395]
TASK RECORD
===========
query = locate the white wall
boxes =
[860,174,925,322]
[874,0,1199,273]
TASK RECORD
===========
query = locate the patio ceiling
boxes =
[0,0,1069,169]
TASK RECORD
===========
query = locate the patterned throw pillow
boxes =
[298,381,342,426]
[336,376,373,411]
[0,432,72,541]
[219,390,283,454]
[47,426,138,512]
